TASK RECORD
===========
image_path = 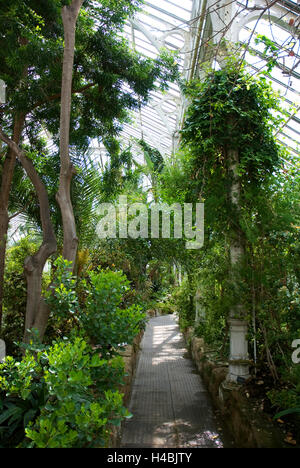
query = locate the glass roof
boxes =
[8,0,300,243]
[89,0,300,167]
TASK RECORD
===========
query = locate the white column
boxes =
[227,148,250,383]
[178,265,182,285]
[0,339,6,363]
[195,288,205,324]
[227,319,250,383]
[0,79,6,104]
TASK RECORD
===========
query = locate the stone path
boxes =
[121,314,224,448]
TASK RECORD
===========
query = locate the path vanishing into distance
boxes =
[121,314,226,448]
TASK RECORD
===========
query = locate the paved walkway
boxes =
[121,314,224,448]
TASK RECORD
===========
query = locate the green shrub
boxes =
[0,351,47,448]
[0,257,147,447]
[156,301,175,315]
[2,237,42,356]
[43,257,81,342]
[267,365,300,413]
[44,258,147,356]
[79,269,147,357]
[171,279,195,331]
[0,337,128,448]
[45,257,79,325]
[194,314,227,347]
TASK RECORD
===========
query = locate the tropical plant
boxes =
[0,337,128,448]
[79,269,146,357]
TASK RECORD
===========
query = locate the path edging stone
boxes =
[109,330,144,447]
[183,327,285,448]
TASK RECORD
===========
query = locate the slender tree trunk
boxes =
[0,128,57,342]
[0,114,25,332]
[23,153,57,342]
[0,2,82,341]
[56,0,83,267]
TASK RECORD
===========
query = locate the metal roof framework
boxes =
[8,0,300,242]
[90,0,300,168]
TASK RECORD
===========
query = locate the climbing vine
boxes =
[160,65,300,421]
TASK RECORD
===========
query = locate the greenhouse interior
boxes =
[0,0,300,451]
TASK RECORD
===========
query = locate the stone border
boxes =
[118,330,144,407]
[184,327,285,448]
[109,330,144,448]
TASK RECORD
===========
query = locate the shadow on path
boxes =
[121,314,225,448]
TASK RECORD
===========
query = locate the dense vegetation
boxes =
[161,66,300,436]
[0,0,299,448]
[0,0,178,448]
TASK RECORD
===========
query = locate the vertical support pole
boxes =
[227,319,250,382]
[227,147,250,383]
[0,80,6,104]
[195,288,206,324]
[0,339,6,363]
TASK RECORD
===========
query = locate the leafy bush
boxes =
[0,258,147,448]
[171,278,195,331]
[45,257,79,325]
[156,300,175,315]
[268,365,300,413]
[80,269,147,356]
[44,259,147,356]
[0,337,128,448]
[2,237,42,356]
[0,352,47,448]
[44,257,81,342]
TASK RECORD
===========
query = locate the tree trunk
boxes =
[0,2,82,340]
[0,114,25,333]
[56,0,83,267]
[0,128,57,342]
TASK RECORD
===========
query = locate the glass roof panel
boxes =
[88,0,300,166]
